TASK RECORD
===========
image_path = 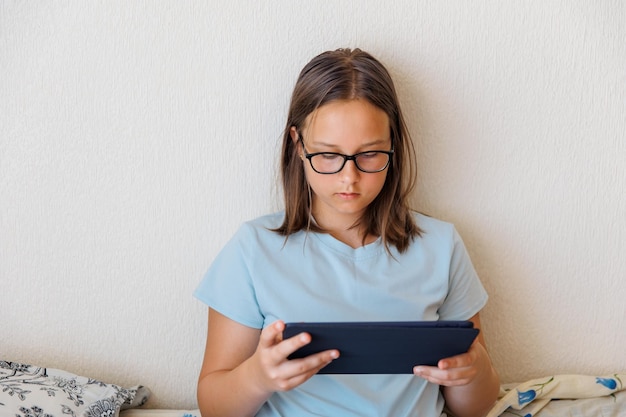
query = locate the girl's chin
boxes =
[314,204,368,221]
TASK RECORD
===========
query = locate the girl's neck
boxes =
[329,229,378,248]
[311,212,377,248]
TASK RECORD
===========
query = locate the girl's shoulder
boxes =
[409,211,465,250]
[412,211,455,234]
[230,211,287,242]
[241,211,285,230]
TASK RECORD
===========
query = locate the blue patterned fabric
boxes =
[487,374,626,417]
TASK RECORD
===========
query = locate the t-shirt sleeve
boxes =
[437,227,488,320]
[193,224,264,329]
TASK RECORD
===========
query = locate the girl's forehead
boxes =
[303,99,390,137]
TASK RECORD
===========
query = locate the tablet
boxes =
[283,321,479,374]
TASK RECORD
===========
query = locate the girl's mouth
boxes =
[337,192,359,200]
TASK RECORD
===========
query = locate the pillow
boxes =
[0,360,150,417]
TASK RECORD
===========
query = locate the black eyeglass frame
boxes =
[299,137,394,174]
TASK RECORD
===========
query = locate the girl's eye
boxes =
[359,152,378,159]
[320,153,342,161]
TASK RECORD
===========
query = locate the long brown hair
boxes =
[274,48,421,253]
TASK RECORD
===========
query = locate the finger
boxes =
[437,354,467,370]
[279,330,313,356]
[437,344,478,370]
[414,340,487,386]
[414,364,475,386]
[258,320,285,349]
[270,350,340,392]
[284,350,340,378]
[261,322,317,363]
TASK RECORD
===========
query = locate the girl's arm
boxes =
[414,313,500,417]
[197,308,339,417]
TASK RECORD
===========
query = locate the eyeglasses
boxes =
[299,137,393,174]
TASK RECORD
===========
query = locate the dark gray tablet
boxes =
[283,321,479,374]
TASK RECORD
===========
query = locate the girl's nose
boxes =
[339,159,360,183]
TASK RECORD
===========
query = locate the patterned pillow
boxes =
[0,360,150,417]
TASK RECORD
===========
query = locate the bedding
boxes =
[0,360,150,417]
[122,376,626,417]
[4,358,624,417]
[119,389,626,417]
[488,374,626,417]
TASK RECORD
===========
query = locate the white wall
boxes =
[1,1,624,409]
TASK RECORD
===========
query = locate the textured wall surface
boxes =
[1,1,624,409]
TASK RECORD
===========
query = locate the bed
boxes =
[2,360,624,416]
[121,382,626,417]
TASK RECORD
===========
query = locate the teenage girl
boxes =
[195,48,500,417]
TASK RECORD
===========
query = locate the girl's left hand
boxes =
[412,339,488,386]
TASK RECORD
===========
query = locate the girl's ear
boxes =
[290,126,304,160]
[289,126,299,143]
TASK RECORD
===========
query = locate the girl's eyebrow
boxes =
[309,138,390,149]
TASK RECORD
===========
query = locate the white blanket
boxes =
[487,374,626,417]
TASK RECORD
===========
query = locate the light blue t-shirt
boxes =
[194,211,488,417]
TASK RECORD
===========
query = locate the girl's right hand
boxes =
[250,320,339,393]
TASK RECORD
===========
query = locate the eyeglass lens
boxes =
[310,152,390,173]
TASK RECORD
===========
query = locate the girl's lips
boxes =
[337,192,359,200]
